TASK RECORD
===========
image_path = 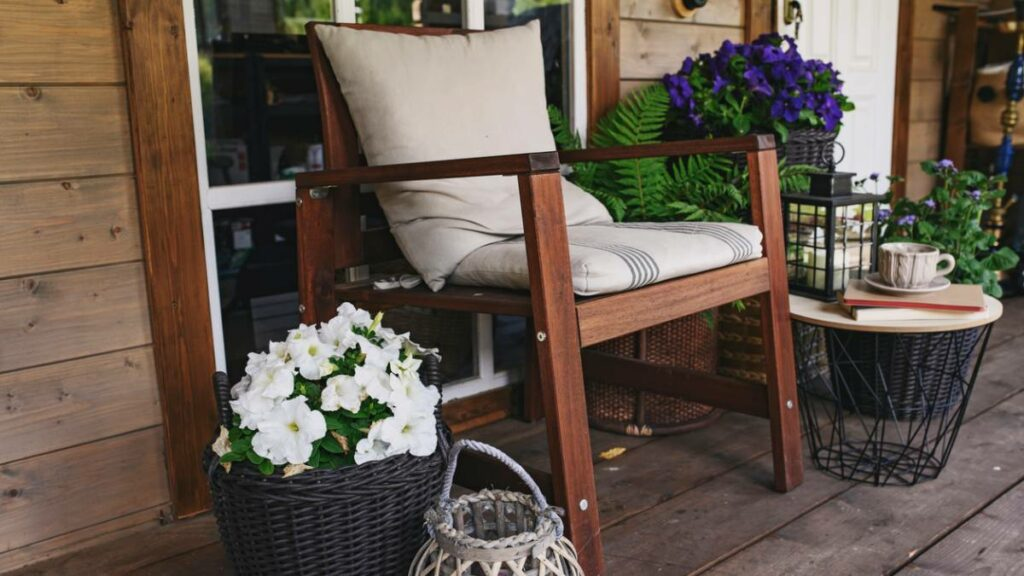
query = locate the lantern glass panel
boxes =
[782,193,879,301]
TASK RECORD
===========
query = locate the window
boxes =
[187,0,584,396]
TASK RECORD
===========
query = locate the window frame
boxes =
[184,0,587,399]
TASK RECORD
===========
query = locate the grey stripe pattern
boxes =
[594,222,757,264]
[494,237,661,290]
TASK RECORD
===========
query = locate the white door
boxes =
[779,0,900,180]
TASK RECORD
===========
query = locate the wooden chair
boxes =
[296,22,803,576]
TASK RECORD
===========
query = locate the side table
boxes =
[789,294,1003,486]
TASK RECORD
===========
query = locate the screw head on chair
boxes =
[536,331,547,342]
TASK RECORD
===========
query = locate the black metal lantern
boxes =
[782,191,879,301]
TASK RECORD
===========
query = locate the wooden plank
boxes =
[120,0,219,518]
[900,481,1024,575]
[0,504,167,574]
[0,0,124,84]
[908,121,943,162]
[518,171,604,574]
[620,0,743,26]
[0,263,152,373]
[700,368,1024,575]
[905,164,936,200]
[0,86,133,183]
[910,80,944,122]
[0,176,142,279]
[588,0,620,130]
[890,0,915,199]
[744,0,773,42]
[0,347,161,464]
[0,427,169,553]
[577,259,770,347]
[914,0,955,40]
[620,79,654,97]
[942,6,977,167]
[621,20,740,80]
[911,39,947,81]
[133,542,229,576]
[442,386,513,434]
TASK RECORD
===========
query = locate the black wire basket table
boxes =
[790,295,1002,486]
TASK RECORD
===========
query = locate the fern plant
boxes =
[549,83,817,223]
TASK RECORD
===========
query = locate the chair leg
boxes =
[522,319,545,422]
[759,288,804,492]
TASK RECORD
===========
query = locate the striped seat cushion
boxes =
[449,222,763,296]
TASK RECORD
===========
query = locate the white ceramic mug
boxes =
[878,242,956,289]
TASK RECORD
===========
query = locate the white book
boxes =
[847,304,989,323]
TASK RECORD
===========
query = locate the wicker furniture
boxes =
[295,22,805,575]
[207,361,450,575]
[791,294,1003,486]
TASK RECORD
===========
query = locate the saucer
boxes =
[864,272,951,295]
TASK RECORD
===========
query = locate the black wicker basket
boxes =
[207,358,450,576]
[780,128,838,169]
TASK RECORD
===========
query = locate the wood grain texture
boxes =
[890,0,915,198]
[0,86,133,183]
[0,263,152,373]
[744,0,773,42]
[902,482,1024,575]
[119,0,218,518]
[0,347,161,464]
[0,427,169,553]
[518,172,604,575]
[576,258,770,347]
[942,5,977,167]
[588,0,620,129]
[620,0,743,26]
[910,80,944,122]
[621,20,740,79]
[911,39,947,81]
[0,176,142,279]
[0,0,124,84]
[442,386,513,434]
[908,121,943,162]
[620,79,654,97]
[905,165,936,200]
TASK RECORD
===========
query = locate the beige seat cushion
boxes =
[450,222,764,296]
[315,22,612,291]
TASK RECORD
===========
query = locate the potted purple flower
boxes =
[662,33,854,168]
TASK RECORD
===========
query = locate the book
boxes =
[841,303,989,322]
[840,279,985,312]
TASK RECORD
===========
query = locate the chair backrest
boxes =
[304,22,473,272]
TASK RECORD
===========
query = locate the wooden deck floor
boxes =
[10,299,1024,576]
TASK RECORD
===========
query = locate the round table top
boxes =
[789,294,1003,333]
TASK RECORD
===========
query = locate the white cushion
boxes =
[315,22,612,291]
[450,222,764,296]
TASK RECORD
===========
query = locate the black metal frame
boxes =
[794,321,994,486]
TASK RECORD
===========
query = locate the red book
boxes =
[839,279,985,312]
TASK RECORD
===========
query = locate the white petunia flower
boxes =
[337,302,373,328]
[318,315,358,353]
[230,375,251,400]
[320,374,363,413]
[251,396,327,466]
[389,354,423,381]
[287,324,336,380]
[379,409,437,457]
[354,421,390,464]
[388,373,440,414]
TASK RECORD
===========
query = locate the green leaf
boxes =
[321,434,344,454]
[731,114,751,135]
[258,459,274,476]
[220,452,244,463]
[246,449,262,465]
[982,247,1020,272]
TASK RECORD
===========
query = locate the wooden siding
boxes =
[619,0,744,82]
[0,0,167,568]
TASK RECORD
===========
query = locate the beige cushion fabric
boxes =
[450,222,764,296]
[315,22,612,291]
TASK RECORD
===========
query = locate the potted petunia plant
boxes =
[207,302,449,575]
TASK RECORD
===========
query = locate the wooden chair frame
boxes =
[296,22,802,576]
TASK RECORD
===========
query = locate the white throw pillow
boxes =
[315,22,612,291]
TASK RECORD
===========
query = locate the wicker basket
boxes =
[207,359,450,576]
[781,128,838,169]
[586,313,721,436]
[717,298,766,385]
[411,439,583,576]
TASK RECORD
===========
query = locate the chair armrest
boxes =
[295,151,560,189]
[558,134,775,164]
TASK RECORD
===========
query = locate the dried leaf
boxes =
[212,426,231,457]
[282,463,313,478]
[599,447,627,461]
[331,431,350,454]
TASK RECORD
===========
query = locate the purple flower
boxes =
[743,68,773,97]
[922,198,937,209]
[877,208,892,222]
[869,172,880,182]
[968,189,982,201]
[897,214,917,226]
[712,74,729,94]
[936,159,956,171]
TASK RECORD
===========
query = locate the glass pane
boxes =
[194,0,332,185]
[214,203,299,379]
[494,316,527,372]
[356,0,463,26]
[485,0,570,111]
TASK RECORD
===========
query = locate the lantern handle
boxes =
[823,140,846,172]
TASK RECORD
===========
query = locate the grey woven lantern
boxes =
[410,440,584,576]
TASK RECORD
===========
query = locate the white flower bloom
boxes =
[320,374,363,413]
[337,302,373,328]
[388,373,440,414]
[357,335,399,371]
[318,315,358,353]
[354,421,390,465]
[287,324,336,380]
[379,409,437,457]
[251,397,327,465]
[230,376,251,400]
[389,354,423,381]
[268,340,290,362]
[355,364,392,403]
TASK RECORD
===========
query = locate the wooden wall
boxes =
[0,1,169,570]
[619,0,746,95]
